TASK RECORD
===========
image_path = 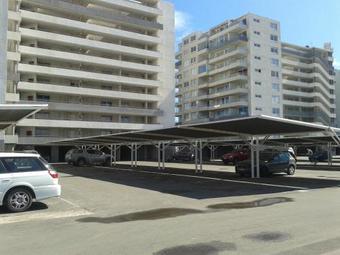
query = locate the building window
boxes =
[271,58,279,66]
[184,82,189,87]
[198,41,208,51]
[270,34,278,41]
[191,57,196,63]
[272,83,280,92]
[190,35,196,41]
[121,116,130,123]
[254,56,261,60]
[36,94,50,102]
[271,71,279,77]
[255,68,261,73]
[271,47,279,54]
[255,81,262,86]
[198,65,207,74]
[272,107,280,116]
[101,101,112,107]
[101,85,112,90]
[101,115,112,122]
[254,31,260,35]
[270,22,278,30]
[254,43,261,47]
[255,94,262,98]
[191,46,197,52]
[253,18,260,23]
[183,39,189,45]
[255,107,262,111]
[35,128,50,137]
[272,95,280,104]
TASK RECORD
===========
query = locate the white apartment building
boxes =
[1,0,175,161]
[336,69,340,127]
[175,13,336,127]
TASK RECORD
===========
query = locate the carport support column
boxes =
[162,142,165,170]
[135,143,138,167]
[199,139,203,173]
[256,137,260,178]
[328,142,332,166]
[157,142,161,169]
[194,140,198,173]
[250,138,255,178]
[209,145,216,161]
[110,144,113,167]
[130,143,134,168]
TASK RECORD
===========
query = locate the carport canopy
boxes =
[53,115,340,179]
[0,104,47,130]
[53,115,340,145]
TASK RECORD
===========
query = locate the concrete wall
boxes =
[158,1,175,127]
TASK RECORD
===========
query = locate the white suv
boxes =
[0,153,61,212]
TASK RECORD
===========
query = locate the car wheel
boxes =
[287,165,296,175]
[77,158,86,167]
[5,188,33,213]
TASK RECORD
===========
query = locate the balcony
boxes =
[209,35,248,51]
[17,118,163,130]
[18,64,160,88]
[17,82,160,102]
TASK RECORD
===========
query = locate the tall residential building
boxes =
[1,0,175,160]
[175,13,336,126]
[336,69,340,127]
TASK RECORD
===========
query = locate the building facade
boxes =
[175,13,336,126]
[336,69,340,127]
[1,0,175,160]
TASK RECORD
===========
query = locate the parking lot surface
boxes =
[2,163,340,255]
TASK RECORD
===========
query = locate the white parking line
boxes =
[59,197,82,208]
[0,209,92,225]
[96,166,308,191]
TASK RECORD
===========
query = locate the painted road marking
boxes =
[0,209,92,225]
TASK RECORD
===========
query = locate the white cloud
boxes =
[334,58,340,70]
[174,10,193,42]
[175,11,190,31]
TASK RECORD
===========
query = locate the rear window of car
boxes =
[1,157,47,172]
[0,161,6,173]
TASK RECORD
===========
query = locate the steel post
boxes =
[157,142,161,169]
[328,142,332,166]
[256,137,260,178]
[130,144,133,168]
[162,142,165,170]
[194,141,198,173]
[199,140,203,173]
[110,144,113,167]
[250,138,255,178]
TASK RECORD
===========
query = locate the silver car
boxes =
[65,149,111,166]
[0,153,61,212]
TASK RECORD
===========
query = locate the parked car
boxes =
[222,148,249,165]
[172,150,195,161]
[235,151,296,177]
[309,151,329,163]
[0,152,61,212]
[65,149,111,166]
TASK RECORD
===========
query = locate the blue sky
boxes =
[168,0,340,68]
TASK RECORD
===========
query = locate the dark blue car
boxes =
[309,151,329,163]
[235,151,296,177]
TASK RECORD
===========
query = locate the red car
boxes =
[222,148,249,165]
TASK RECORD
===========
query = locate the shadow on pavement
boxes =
[56,164,340,199]
[0,202,48,214]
